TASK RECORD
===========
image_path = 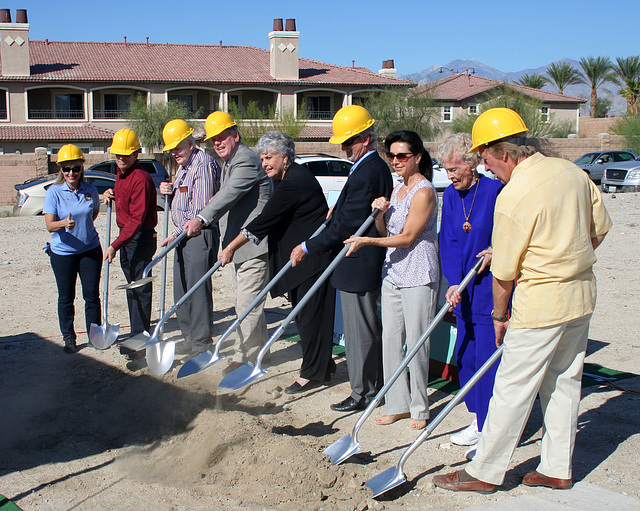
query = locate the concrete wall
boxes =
[579,116,618,138]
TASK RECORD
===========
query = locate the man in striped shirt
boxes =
[160,119,221,353]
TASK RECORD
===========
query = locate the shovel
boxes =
[146,193,176,375]
[177,219,331,379]
[120,259,224,352]
[116,230,187,290]
[89,200,120,349]
[365,344,504,498]
[218,209,381,393]
[324,256,485,465]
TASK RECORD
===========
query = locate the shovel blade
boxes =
[89,322,121,350]
[146,342,176,376]
[324,434,361,465]
[365,466,407,498]
[177,350,222,378]
[116,275,156,290]
[119,331,151,351]
[218,362,267,392]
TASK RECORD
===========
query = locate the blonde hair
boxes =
[54,161,85,185]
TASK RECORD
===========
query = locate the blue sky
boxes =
[17,0,636,76]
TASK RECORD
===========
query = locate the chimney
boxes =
[269,18,299,80]
[379,59,396,78]
[0,8,30,76]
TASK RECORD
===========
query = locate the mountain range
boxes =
[401,58,626,116]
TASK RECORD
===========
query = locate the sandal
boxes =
[410,418,428,429]
[375,413,410,425]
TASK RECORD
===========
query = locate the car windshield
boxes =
[574,153,598,164]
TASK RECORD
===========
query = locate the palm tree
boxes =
[579,56,618,117]
[545,62,584,95]
[613,56,640,115]
[515,73,549,89]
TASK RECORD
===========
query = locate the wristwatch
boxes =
[491,310,509,322]
[196,214,208,227]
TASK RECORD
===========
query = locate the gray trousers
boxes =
[231,253,269,364]
[381,279,437,420]
[173,227,218,344]
[340,288,383,402]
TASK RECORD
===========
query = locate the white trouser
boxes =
[466,314,591,485]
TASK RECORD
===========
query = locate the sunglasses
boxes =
[62,165,83,174]
[342,135,362,147]
[386,152,415,163]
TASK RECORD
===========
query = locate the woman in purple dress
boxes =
[438,133,504,457]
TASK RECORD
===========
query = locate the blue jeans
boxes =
[50,245,102,341]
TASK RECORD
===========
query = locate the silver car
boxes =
[602,156,640,193]
[574,150,636,183]
[13,171,163,216]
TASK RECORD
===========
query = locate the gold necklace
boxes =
[462,178,479,233]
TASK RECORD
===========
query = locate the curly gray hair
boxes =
[437,133,480,167]
[255,130,295,161]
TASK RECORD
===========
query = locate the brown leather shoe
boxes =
[433,470,495,493]
[522,470,572,489]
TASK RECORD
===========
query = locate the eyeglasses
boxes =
[62,166,82,174]
[386,152,415,163]
[342,135,362,147]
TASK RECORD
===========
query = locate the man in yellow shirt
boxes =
[434,108,612,493]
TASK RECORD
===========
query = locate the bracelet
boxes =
[491,310,509,322]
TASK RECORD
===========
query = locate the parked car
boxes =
[13,171,164,216]
[295,153,352,205]
[573,150,636,183]
[88,158,170,187]
[601,156,640,193]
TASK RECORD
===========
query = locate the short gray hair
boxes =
[437,133,480,167]
[255,130,295,161]
[361,128,378,147]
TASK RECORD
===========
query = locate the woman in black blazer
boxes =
[219,131,336,394]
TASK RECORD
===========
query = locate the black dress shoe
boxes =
[330,396,367,412]
[284,379,323,395]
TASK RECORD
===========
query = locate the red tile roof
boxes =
[0,40,412,87]
[418,74,586,104]
[0,124,114,141]
[299,125,333,140]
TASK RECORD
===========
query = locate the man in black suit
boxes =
[291,105,393,411]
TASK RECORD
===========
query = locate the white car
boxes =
[295,153,352,206]
[431,162,497,191]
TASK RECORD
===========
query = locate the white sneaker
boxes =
[450,417,480,446]
[465,446,476,460]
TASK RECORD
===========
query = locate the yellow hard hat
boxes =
[110,128,141,156]
[162,119,194,151]
[203,111,237,141]
[329,105,375,145]
[57,144,85,165]
[469,108,528,152]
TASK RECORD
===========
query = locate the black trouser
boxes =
[290,274,336,381]
[120,229,156,336]
[50,245,102,341]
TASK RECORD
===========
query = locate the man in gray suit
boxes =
[184,111,271,369]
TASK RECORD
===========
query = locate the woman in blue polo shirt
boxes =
[44,144,102,353]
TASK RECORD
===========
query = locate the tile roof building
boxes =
[417,72,586,137]
[0,11,411,153]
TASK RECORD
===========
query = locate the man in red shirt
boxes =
[103,129,158,347]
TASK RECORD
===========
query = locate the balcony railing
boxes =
[304,110,334,120]
[93,109,130,119]
[28,109,85,119]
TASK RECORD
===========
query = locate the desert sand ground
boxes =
[0,192,639,511]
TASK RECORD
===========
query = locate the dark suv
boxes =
[88,159,169,187]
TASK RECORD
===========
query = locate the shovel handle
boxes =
[349,256,486,445]
[251,209,381,366]
[395,345,504,473]
[102,200,113,321]
[209,218,332,358]
[141,230,188,280]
